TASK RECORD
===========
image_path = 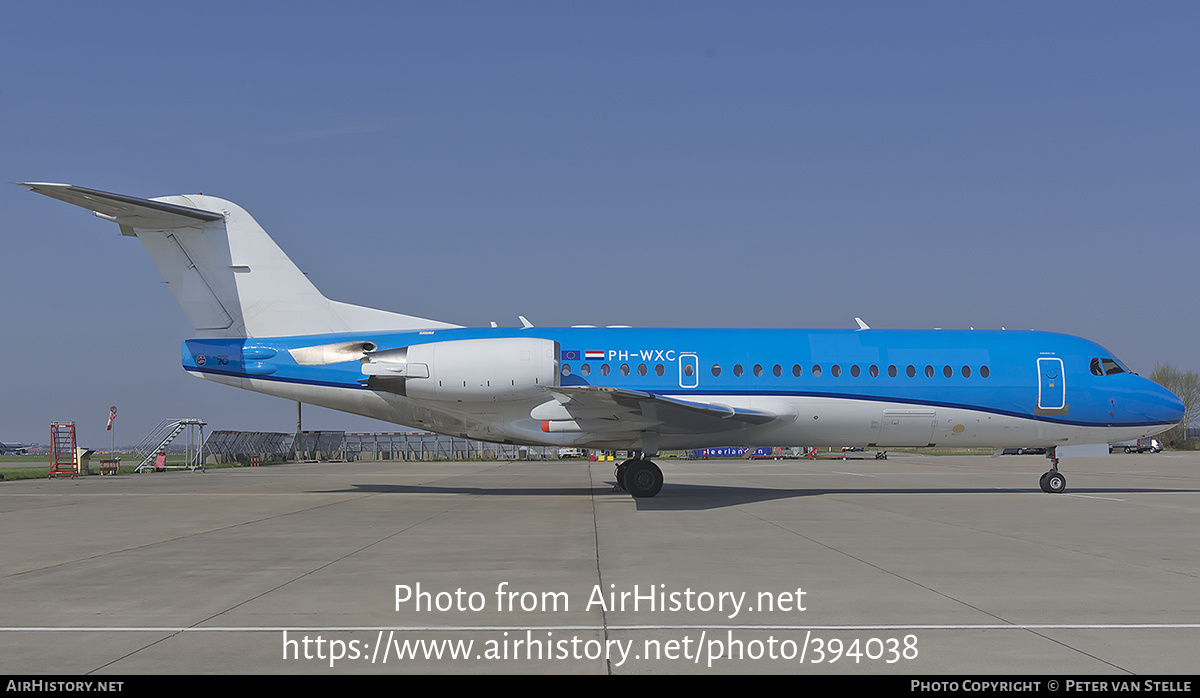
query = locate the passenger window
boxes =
[792,365,802,377]
[734,364,743,377]
[712,364,721,377]
[980,365,990,378]
[683,364,695,377]
[655,364,665,376]
[961,365,971,378]
[773,364,782,377]
[581,363,591,376]
[620,364,630,376]
[851,365,861,378]
[906,365,916,378]
[562,364,572,376]
[888,365,897,378]
[638,364,648,376]
[601,363,610,376]
[869,365,879,378]
[831,365,841,377]
[925,365,935,378]
[943,365,952,378]
[812,365,822,377]
[753,364,763,377]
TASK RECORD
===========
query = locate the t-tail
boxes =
[18,183,458,338]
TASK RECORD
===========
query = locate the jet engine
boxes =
[361,337,559,401]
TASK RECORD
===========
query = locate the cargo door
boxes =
[877,409,936,447]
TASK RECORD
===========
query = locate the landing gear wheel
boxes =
[614,461,632,492]
[624,460,663,498]
[1040,470,1066,494]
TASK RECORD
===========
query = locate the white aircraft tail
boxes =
[20,183,458,338]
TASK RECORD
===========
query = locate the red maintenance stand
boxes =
[49,422,78,479]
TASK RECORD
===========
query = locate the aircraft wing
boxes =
[546,385,781,435]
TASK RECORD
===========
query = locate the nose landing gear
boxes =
[1039,452,1066,493]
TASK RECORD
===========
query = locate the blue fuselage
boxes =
[182,327,1183,450]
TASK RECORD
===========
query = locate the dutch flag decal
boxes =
[585,350,605,360]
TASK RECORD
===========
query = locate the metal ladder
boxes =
[49,422,78,478]
[134,419,206,471]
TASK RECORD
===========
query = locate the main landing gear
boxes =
[614,457,663,498]
[1039,452,1066,494]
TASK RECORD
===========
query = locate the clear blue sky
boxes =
[3,2,1197,447]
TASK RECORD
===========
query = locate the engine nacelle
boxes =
[362,337,559,402]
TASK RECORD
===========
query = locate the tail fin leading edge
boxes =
[20,183,458,338]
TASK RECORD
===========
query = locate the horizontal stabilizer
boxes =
[18,183,223,229]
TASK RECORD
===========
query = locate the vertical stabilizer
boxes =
[20,183,459,338]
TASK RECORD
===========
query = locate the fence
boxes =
[202,430,556,464]
[203,431,295,464]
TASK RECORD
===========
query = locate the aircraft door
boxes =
[1036,357,1067,414]
[679,353,699,388]
[877,409,936,447]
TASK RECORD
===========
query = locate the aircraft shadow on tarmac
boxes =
[328,482,1199,511]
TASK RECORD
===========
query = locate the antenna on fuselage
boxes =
[854,317,870,330]
[519,315,534,329]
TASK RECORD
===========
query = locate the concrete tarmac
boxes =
[1,451,1198,675]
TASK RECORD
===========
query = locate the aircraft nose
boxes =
[1148,380,1186,426]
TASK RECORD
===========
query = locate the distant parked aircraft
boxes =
[0,442,29,455]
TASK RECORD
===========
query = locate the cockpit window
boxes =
[1091,357,1125,376]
